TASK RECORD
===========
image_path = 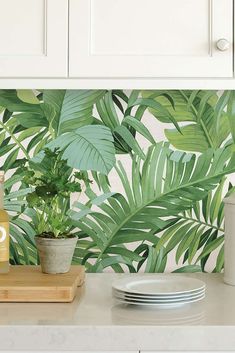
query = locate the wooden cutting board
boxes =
[0,265,85,303]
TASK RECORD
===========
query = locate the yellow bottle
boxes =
[0,171,9,273]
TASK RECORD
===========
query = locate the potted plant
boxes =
[22,148,90,274]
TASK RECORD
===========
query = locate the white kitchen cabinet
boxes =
[0,0,68,78]
[69,0,233,79]
[0,0,234,87]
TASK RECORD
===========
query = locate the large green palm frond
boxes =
[214,90,235,143]
[155,179,233,273]
[43,90,106,135]
[129,179,228,274]
[70,143,235,272]
[0,90,49,171]
[142,90,231,152]
[41,90,116,175]
[96,90,177,158]
[2,176,37,265]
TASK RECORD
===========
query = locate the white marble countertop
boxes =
[0,273,235,351]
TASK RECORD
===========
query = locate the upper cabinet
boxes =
[0,0,234,87]
[0,0,68,78]
[69,0,233,78]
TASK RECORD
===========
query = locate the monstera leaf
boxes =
[70,143,235,272]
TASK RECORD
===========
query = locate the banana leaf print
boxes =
[0,89,234,272]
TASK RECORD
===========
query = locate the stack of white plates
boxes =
[112,275,206,307]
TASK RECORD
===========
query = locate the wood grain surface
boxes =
[0,265,85,302]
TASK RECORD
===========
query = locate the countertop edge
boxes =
[0,325,235,351]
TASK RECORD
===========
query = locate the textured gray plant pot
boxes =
[35,236,77,274]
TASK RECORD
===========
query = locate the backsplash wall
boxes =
[1,89,234,273]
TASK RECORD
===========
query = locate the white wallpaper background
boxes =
[1,89,233,272]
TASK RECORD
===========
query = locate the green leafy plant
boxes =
[21,148,91,238]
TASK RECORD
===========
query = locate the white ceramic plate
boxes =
[113,290,205,302]
[114,294,205,306]
[112,275,205,296]
[113,287,205,299]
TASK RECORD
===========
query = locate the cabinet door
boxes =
[0,0,68,77]
[69,0,233,78]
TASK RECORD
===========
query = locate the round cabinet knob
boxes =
[216,39,230,51]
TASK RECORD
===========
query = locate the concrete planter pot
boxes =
[35,236,77,274]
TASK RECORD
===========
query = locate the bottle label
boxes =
[0,222,9,262]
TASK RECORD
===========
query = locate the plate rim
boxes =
[114,294,205,306]
[113,293,205,303]
[112,275,205,296]
[112,287,205,299]
[113,290,205,301]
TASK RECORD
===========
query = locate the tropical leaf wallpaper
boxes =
[0,89,235,273]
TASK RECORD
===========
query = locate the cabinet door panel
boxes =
[69,0,233,78]
[0,0,68,77]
